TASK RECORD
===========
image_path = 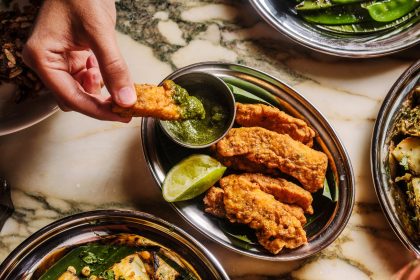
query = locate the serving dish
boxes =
[0,209,229,279]
[0,84,58,136]
[371,60,420,257]
[249,0,420,58]
[142,62,355,261]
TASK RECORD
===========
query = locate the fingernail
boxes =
[116,86,136,107]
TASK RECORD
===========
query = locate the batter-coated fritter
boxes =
[214,127,328,193]
[203,186,226,218]
[204,186,307,224]
[220,175,307,254]
[239,173,313,214]
[236,103,315,146]
[112,80,204,120]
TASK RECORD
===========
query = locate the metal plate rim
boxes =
[0,90,59,136]
[141,61,355,261]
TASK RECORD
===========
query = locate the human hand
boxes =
[23,0,137,121]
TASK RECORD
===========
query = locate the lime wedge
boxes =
[162,154,226,202]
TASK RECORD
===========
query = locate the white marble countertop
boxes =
[0,1,418,279]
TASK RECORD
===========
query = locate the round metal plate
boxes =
[0,85,58,136]
[141,62,355,261]
[249,0,420,58]
[371,60,420,257]
[0,210,229,280]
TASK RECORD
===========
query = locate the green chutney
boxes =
[166,80,205,120]
[162,89,229,145]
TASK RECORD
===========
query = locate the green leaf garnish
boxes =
[322,178,333,201]
[218,220,256,249]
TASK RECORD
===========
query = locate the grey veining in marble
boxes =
[0,0,419,279]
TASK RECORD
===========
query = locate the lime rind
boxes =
[162,155,226,202]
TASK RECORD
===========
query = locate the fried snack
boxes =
[203,177,306,225]
[112,80,204,120]
[220,175,307,254]
[214,127,328,192]
[239,173,313,214]
[203,186,226,218]
[235,103,316,146]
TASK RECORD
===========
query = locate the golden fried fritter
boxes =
[236,103,316,146]
[220,175,307,254]
[239,173,313,214]
[203,187,226,218]
[112,81,181,119]
[214,127,328,193]
[204,186,306,225]
[112,80,204,120]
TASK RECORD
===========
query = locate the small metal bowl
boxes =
[371,60,420,257]
[159,72,236,149]
[0,210,229,279]
[249,0,419,58]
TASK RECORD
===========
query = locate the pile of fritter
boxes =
[203,103,328,254]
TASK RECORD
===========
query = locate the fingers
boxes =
[49,69,130,122]
[23,45,129,122]
[82,67,102,95]
[74,54,103,95]
[88,31,136,108]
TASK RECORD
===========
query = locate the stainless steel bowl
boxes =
[0,210,229,280]
[371,60,420,257]
[142,62,355,261]
[249,0,420,58]
[159,72,236,149]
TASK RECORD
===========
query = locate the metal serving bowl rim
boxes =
[249,0,420,58]
[0,209,230,280]
[158,72,236,149]
[371,60,420,257]
[141,61,355,261]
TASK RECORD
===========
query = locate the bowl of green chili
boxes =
[250,0,419,57]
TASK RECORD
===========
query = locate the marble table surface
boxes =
[0,0,419,279]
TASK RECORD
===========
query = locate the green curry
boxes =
[35,234,200,280]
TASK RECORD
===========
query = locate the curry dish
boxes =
[388,86,420,241]
[35,234,200,280]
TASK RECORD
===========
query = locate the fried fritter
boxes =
[203,186,226,218]
[112,80,204,120]
[203,174,309,224]
[239,173,313,214]
[214,127,328,193]
[236,103,315,146]
[220,175,307,254]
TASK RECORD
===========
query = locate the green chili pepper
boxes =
[321,6,420,33]
[296,0,333,11]
[363,0,420,23]
[301,5,371,25]
[331,0,365,3]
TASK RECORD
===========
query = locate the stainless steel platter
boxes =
[141,62,355,261]
[0,209,229,280]
[249,0,420,58]
[371,60,420,257]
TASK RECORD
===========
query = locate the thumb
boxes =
[90,34,136,108]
